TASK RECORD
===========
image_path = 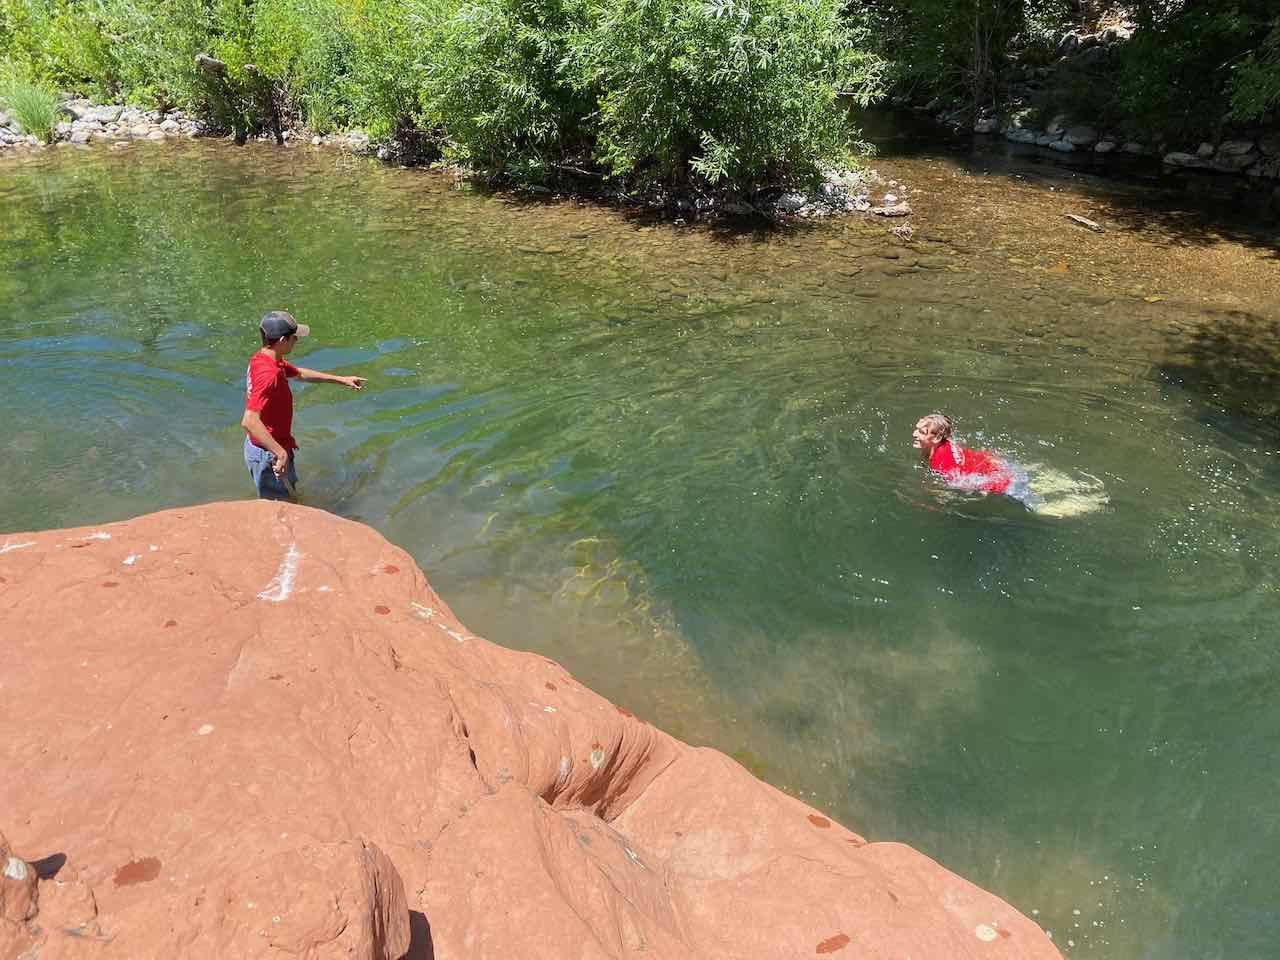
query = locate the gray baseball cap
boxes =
[260,310,311,340]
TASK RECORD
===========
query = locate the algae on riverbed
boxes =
[2,141,1279,960]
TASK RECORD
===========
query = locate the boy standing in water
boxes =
[912,412,1013,494]
[241,310,367,500]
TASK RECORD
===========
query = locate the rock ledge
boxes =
[0,502,1059,959]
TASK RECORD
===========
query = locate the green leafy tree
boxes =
[574,0,884,191]
[417,0,594,180]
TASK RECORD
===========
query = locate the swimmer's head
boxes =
[913,413,953,454]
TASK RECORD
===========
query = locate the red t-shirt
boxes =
[245,352,300,451]
[929,440,1011,494]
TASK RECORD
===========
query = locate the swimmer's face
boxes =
[912,418,944,453]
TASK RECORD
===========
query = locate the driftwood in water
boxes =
[1066,213,1105,232]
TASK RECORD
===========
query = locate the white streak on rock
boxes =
[410,602,434,619]
[435,622,466,643]
[123,554,139,566]
[149,544,159,552]
[257,543,302,602]
[0,540,35,554]
[197,724,215,736]
[82,532,112,541]
[3,856,27,880]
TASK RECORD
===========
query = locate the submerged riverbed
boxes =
[2,140,1279,959]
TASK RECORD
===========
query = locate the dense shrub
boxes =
[853,0,1067,110]
[1106,1,1278,141]
[856,0,1279,142]
[1229,17,1280,123]
[418,0,593,180]
[574,0,884,191]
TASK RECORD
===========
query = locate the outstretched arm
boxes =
[294,367,367,390]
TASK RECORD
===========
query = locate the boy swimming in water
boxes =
[912,412,1109,517]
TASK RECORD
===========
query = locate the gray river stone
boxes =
[1005,128,1039,144]
[160,118,181,134]
[1164,151,1209,169]
[775,192,807,213]
[1094,140,1118,154]
[1064,125,1099,147]
[87,105,123,124]
[1212,151,1258,173]
[1218,140,1255,156]
[1048,140,1076,153]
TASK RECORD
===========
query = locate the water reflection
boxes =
[1,143,1279,960]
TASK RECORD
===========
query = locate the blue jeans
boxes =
[244,438,298,500]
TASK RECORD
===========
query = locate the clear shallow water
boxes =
[3,142,1280,959]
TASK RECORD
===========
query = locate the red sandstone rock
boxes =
[0,832,38,925]
[0,502,1061,960]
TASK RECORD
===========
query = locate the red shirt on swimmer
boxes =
[912,413,1011,495]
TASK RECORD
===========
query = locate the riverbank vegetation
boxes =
[0,0,886,195]
[853,0,1280,143]
[2,0,1277,184]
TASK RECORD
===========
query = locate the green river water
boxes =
[2,138,1279,959]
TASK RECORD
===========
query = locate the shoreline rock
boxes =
[0,502,1060,959]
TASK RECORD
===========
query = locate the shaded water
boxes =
[3,140,1280,959]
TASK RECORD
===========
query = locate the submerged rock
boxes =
[0,502,1058,959]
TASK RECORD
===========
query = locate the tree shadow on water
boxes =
[1156,306,1280,452]
[860,108,1280,254]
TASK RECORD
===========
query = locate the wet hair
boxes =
[919,412,953,440]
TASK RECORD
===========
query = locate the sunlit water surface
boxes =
[3,140,1280,960]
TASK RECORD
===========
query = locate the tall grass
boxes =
[0,66,61,143]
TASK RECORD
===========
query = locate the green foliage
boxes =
[1109,0,1276,141]
[854,0,1032,109]
[2,0,877,192]
[0,62,62,141]
[1229,17,1280,122]
[419,0,591,180]
[340,0,432,140]
[575,0,884,191]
